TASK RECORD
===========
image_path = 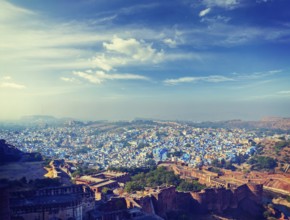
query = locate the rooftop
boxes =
[77,175,104,184]
[91,180,116,188]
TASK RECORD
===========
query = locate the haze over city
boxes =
[1,0,290,121]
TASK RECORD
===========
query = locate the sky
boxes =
[0,0,290,121]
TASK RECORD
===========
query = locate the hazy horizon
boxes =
[1,0,290,121]
[1,111,289,123]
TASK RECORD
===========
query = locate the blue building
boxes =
[153,148,168,161]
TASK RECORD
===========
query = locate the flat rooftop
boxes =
[95,171,127,178]
[77,175,104,183]
[91,180,116,188]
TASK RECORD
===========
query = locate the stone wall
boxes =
[12,203,83,220]
[152,186,176,217]
[10,185,95,220]
[130,183,263,219]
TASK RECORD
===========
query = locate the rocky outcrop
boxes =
[0,139,42,165]
[0,139,23,164]
[190,187,234,213]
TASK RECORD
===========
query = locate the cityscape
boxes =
[1,0,290,220]
[1,120,260,169]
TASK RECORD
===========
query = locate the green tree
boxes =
[124,166,205,193]
[176,180,205,191]
[256,156,277,169]
[145,159,156,167]
[71,170,82,178]
[124,181,144,193]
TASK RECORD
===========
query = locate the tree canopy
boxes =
[248,156,277,170]
[124,166,205,193]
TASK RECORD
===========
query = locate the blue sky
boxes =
[0,0,290,121]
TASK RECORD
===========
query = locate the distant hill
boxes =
[191,117,290,131]
[11,115,290,130]
[0,140,42,165]
[256,117,290,130]
[21,115,56,121]
[19,115,78,126]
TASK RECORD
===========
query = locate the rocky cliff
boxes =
[0,139,42,165]
[131,183,264,219]
[0,139,23,164]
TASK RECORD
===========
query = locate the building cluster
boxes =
[2,183,156,220]
[8,185,95,220]
[0,122,259,168]
[75,170,130,200]
[1,173,162,220]
[2,167,265,220]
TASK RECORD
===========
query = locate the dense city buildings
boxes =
[0,121,269,169]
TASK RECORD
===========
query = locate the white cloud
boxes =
[60,77,79,83]
[166,53,204,61]
[199,8,211,17]
[180,19,290,47]
[3,76,12,80]
[0,2,171,76]
[94,3,159,22]
[0,0,35,21]
[164,77,197,85]
[90,53,136,72]
[90,49,203,72]
[256,0,271,3]
[103,37,164,62]
[164,75,233,85]
[247,90,290,100]
[234,69,282,80]
[0,73,26,89]
[0,82,26,89]
[73,71,103,84]
[0,3,113,75]
[88,37,198,71]
[164,69,283,85]
[202,0,239,9]
[73,70,149,85]
[203,75,234,82]
[163,38,177,48]
[91,54,115,72]
[277,90,290,94]
[269,69,282,74]
[201,15,231,23]
[0,74,26,89]
[2,0,286,82]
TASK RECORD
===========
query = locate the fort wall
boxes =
[129,183,263,218]
[10,185,94,220]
